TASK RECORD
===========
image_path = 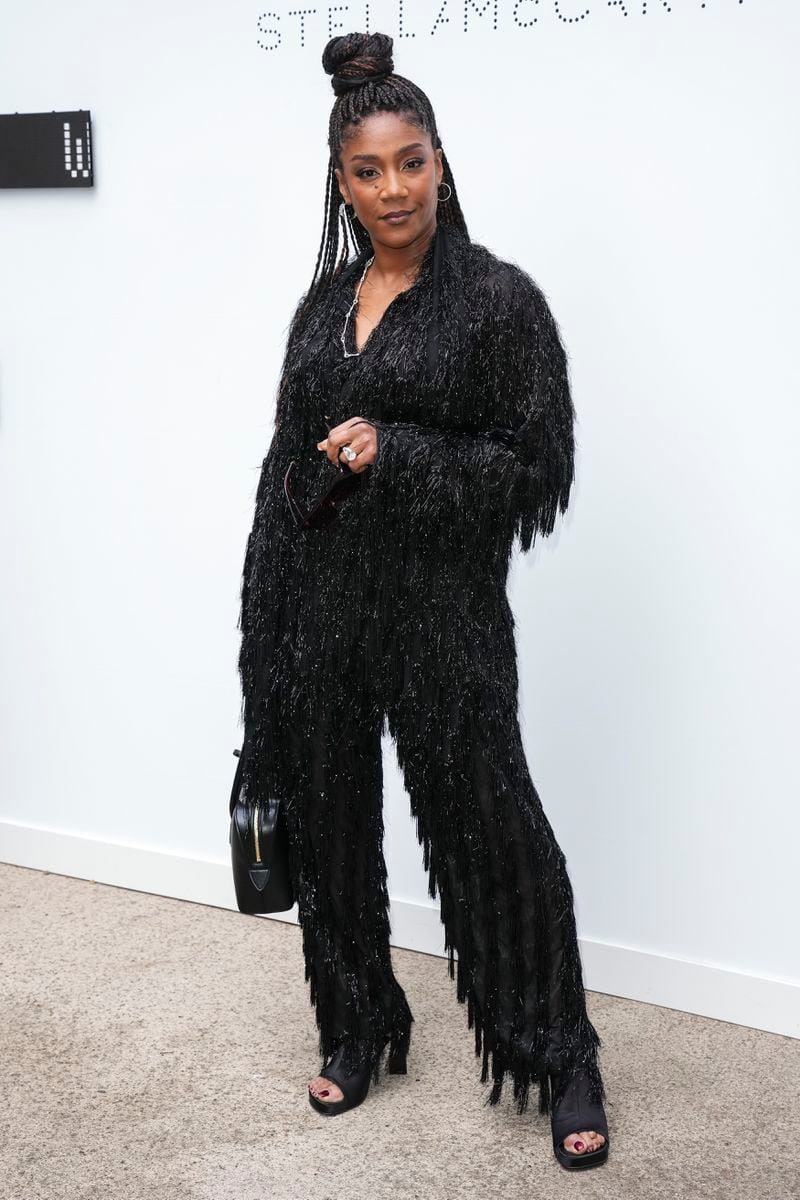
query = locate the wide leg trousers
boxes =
[260,598,606,1118]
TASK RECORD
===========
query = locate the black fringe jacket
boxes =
[238,221,576,747]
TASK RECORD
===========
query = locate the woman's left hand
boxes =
[316,417,378,473]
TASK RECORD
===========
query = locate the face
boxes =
[334,110,444,250]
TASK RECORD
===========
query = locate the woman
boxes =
[237,31,610,1170]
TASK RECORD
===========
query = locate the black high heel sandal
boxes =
[307,1035,408,1117]
[549,1066,610,1170]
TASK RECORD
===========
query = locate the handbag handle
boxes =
[229,741,248,818]
[231,672,270,818]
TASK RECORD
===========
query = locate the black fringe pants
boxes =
[263,612,606,1118]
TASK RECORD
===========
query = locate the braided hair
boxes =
[297,31,470,328]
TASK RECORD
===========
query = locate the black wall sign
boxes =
[0,110,93,189]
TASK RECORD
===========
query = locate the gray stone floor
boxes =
[1,862,796,1200]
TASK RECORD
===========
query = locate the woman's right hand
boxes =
[316,416,379,473]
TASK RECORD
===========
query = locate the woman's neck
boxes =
[366,220,437,289]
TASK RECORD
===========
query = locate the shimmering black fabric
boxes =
[237,222,606,1115]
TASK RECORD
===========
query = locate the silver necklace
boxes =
[341,253,375,358]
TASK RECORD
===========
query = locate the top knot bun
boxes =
[322,32,394,97]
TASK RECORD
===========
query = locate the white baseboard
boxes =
[1,818,797,1040]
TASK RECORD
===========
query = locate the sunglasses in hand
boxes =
[282,416,378,531]
[283,458,363,530]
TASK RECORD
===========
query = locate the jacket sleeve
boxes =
[366,265,576,554]
[236,292,308,730]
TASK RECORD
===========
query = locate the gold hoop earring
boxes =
[437,182,452,203]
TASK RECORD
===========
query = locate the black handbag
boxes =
[229,706,295,915]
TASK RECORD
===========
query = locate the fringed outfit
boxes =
[237,221,606,1116]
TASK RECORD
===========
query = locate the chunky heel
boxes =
[386,1026,410,1075]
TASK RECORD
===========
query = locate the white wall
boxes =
[1,1,798,1039]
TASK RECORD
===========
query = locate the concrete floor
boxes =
[1,861,797,1200]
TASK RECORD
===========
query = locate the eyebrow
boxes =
[349,142,426,163]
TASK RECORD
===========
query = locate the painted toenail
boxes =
[574,1141,584,1151]
[319,1089,329,1097]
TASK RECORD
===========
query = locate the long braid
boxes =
[296,32,470,330]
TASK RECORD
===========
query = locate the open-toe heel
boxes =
[549,1066,610,1170]
[307,1042,377,1117]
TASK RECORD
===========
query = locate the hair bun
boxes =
[322,32,394,97]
